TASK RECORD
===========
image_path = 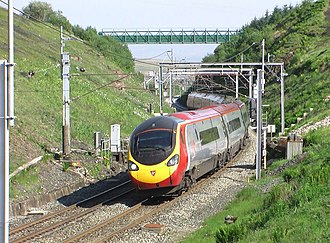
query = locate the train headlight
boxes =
[167,154,179,167]
[128,161,139,171]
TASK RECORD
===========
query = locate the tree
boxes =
[48,10,72,33]
[22,1,53,22]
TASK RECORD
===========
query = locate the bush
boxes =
[216,223,245,243]
[22,2,134,72]
[22,1,53,21]
[72,25,134,72]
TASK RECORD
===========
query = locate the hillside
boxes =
[0,6,172,198]
[183,0,330,241]
[204,0,330,129]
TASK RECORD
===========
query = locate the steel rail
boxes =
[66,143,247,243]
[63,198,150,243]
[10,180,133,242]
[98,150,244,242]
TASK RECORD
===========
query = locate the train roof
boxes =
[211,102,242,114]
[132,115,182,135]
[132,101,246,134]
[170,101,243,121]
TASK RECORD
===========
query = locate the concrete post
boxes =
[169,71,173,107]
[8,0,14,127]
[235,72,239,99]
[62,52,71,155]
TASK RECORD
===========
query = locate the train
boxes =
[127,100,249,194]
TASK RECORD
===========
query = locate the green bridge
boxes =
[100,29,239,44]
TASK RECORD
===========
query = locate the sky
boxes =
[9,0,303,62]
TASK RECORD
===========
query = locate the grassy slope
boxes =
[205,0,330,130]
[183,126,329,242]
[183,1,330,242]
[265,0,330,128]
[0,8,171,173]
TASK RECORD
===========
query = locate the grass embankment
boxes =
[184,1,330,242]
[204,0,330,129]
[0,6,172,198]
[183,126,329,242]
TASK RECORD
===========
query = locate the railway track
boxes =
[63,150,243,243]
[10,180,136,243]
[11,146,246,243]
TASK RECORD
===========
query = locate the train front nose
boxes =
[128,154,181,190]
[134,165,171,189]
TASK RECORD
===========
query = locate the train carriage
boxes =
[128,100,249,194]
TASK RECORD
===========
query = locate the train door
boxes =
[185,124,201,170]
[211,116,227,153]
[224,111,245,154]
[195,119,218,163]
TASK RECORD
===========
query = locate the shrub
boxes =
[216,223,245,243]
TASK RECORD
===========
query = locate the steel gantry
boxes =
[155,61,286,135]
[100,29,239,44]
[154,59,286,181]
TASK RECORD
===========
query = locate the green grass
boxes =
[204,0,330,133]
[182,188,266,243]
[0,7,173,174]
[1,7,174,199]
[182,127,330,243]
[10,165,41,199]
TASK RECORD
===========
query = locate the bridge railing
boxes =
[100,28,239,44]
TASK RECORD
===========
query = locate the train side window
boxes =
[200,127,220,146]
[241,106,249,126]
[228,117,241,133]
[211,117,222,137]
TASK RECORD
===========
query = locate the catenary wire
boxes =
[2,0,264,101]
[71,75,129,102]
[136,50,173,60]
[221,42,257,62]
[0,0,160,68]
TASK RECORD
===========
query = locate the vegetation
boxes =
[1,2,172,198]
[10,164,41,199]
[183,126,330,243]
[204,0,330,130]
[182,1,330,242]
[22,1,134,72]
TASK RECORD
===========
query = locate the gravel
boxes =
[11,131,257,242]
[10,116,330,242]
[113,131,257,243]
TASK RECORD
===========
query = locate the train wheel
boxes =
[178,176,194,195]
[216,160,221,169]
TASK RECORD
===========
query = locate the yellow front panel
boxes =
[128,126,181,184]
[133,162,178,184]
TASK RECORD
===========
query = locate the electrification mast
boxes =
[1,1,14,242]
[61,26,71,156]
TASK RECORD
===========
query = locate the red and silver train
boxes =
[127,100,249,194]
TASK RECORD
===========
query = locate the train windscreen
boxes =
[131,129,176,165]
